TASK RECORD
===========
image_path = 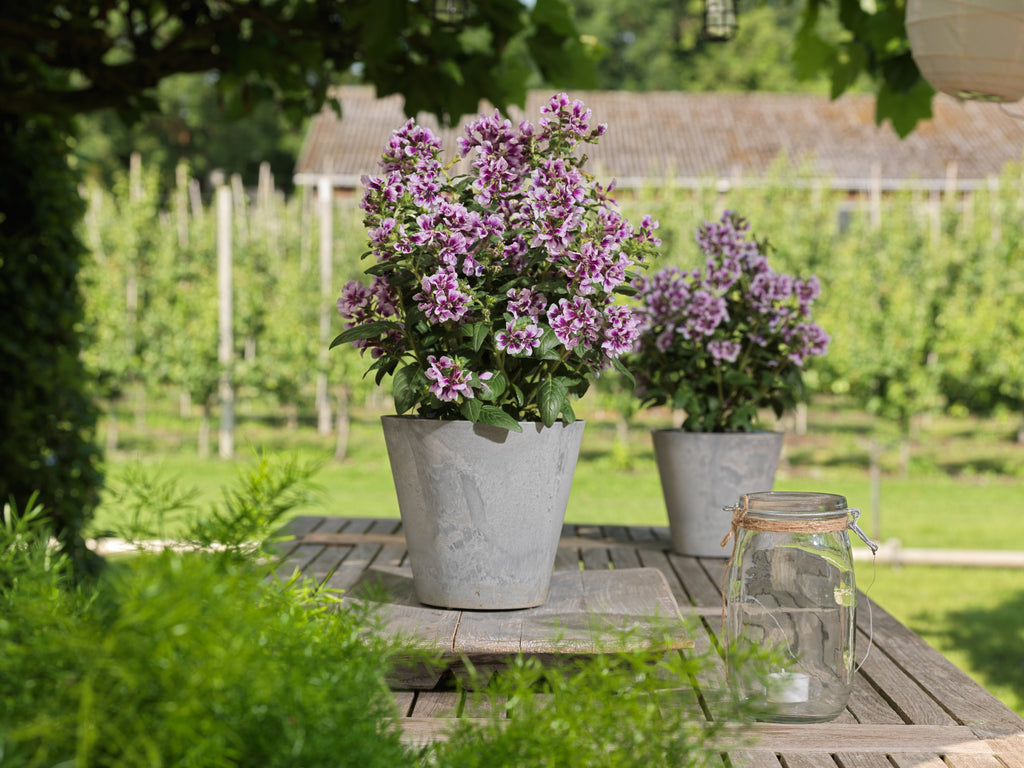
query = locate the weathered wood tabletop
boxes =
[276,515,1024,767]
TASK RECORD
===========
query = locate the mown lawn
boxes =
[89,396,1024,715]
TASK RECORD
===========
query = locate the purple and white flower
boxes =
[425,355,474,402]
[496,319,543,356]
[413,267,472,324]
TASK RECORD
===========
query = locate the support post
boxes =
[316,177,334,435]
[217,181,235,459]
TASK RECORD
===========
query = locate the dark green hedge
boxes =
[0,113,102,568]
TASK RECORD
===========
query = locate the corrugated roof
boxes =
[294,86,1024,191]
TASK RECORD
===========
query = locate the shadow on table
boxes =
[939,590,1024,715]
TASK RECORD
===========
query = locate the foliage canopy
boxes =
[0,0,597,126]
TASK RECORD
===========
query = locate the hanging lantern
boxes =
[906,0,1024,102]
[722,492,877,723]
[433,0,468,29]
[703,0,738,42]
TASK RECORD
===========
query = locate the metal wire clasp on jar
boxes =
[721,491,877,723]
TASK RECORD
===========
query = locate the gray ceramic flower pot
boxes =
[382,415,585,610]
[652,430,784,558]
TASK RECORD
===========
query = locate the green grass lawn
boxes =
[89,396,1024,715]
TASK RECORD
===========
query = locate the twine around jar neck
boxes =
[720,501,842,547]
[720,494,879,551]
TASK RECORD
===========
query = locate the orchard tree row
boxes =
[79,155,1024,458]
[80,156,374,459]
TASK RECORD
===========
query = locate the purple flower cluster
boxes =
[630,211,829,432]
[333,93,662,425]
[424,355,492,402]
[336,277,403,358]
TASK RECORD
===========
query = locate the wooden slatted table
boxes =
[276,516,1024,767]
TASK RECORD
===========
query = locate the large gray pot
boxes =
[381,415,585,610]
[652,430,784,558]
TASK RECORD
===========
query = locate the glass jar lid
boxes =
[735,491,849,521]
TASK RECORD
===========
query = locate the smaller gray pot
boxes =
[382,415,585,610]
[652,430,784,558]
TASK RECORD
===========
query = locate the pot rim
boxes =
[382,414,586,429]
[650,427,783,437]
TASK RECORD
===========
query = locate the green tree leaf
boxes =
[876,78,934,138]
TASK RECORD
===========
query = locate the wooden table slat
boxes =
[668,551,727,608]
[830,753,893,768]
[274,543,327,580]
[302,516,357,579]
[852,619,957,726]
[944,755,1012,768]
[889,755,949,768]
[727,749,785,768]
[391,691,415,717]
[774,754,835,768]
[392,720,1012,756]
[412,691,461,717]
[845,673,909,726]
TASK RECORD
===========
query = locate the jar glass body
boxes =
[724,492,857,723]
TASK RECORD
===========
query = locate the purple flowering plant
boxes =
[331,93,661,432]
[628,211,830,432]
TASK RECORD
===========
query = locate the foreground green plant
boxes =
[429,639,769,768]
[0,514,409,767]
[2,455,775,767]
[96,450,321,560]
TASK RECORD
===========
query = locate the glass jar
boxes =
[722,491,876,723]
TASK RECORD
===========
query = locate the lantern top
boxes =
[734,491,849,521]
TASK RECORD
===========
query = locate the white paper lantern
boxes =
[906,0,1024,102]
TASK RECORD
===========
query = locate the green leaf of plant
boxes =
[828,42,867,99]
[881,51,923,93]
[531,0,575,36]
[723,369,755,388]
[392,364,421,414]
[614,282,639,297]
[465,321,491,353]
[476,404,522,432]
[479,371,507,401]
[536,327,562,360]
[330,321,402,349]
[460,397,483,422]
[537,377,569,427]
[561,399,576,424]
[611,356,636,392]
[374,358,398,386]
